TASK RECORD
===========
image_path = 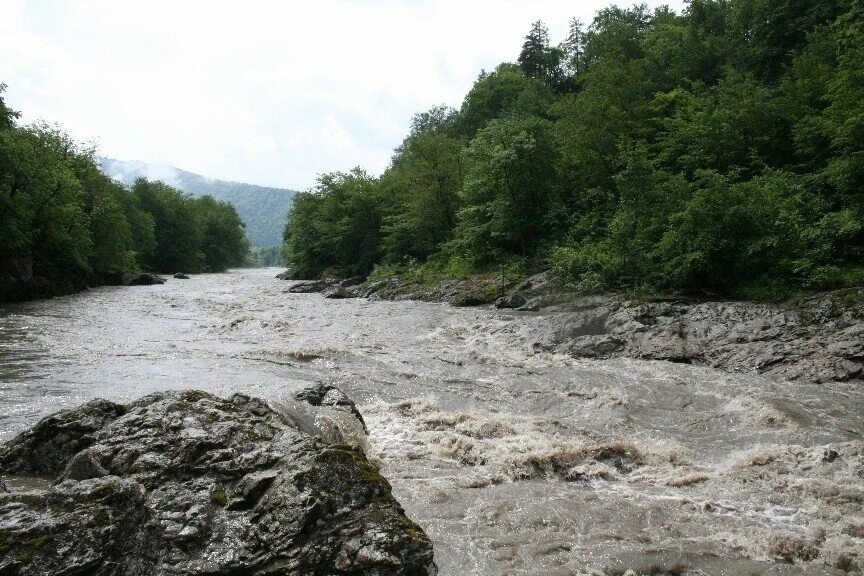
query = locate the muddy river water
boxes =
[1,268,861,575]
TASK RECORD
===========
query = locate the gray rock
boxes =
[62,449,109,480]
[495,293,527,309]
[532,291,864,384]
[285,278,338,293]
[0,398,127,476]
[0,389,436,576]
[173,273,190,279]
[517,299,542,312]
[325,285,358,299]
[294,382,368,434]
[340,276,366,288]
[121,272,165,286]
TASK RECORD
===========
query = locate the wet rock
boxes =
[0,398,127,476]
[495,293,527,309]
[340,276,366,288]
[286,278,339,293]
[517,298,543,312]
[173,273,190,279]
[325,285,358,299]
[0,389,436,576]
[62,449,109,480]
[532,290,864,384]
[121,272,165,286]
[822,448,840,463]
[294,382,368,434]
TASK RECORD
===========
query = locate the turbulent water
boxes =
[1,268,861,575]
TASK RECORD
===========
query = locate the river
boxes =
[1,268,861,575]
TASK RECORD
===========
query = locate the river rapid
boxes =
[1,268,861,575]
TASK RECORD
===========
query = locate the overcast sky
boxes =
[1,0,684,190]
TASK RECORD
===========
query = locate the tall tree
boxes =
[518,21,564,86]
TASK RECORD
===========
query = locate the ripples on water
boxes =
[0,268,861,575]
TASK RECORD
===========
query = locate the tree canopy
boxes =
[277,0,858,297]
[0,88,249,301]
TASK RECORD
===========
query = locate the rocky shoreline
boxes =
[0,386,436,575]
[279,271,864,385]
[0,259,170,303]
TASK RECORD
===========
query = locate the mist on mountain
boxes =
[99,158,295,247]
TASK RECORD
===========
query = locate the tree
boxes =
[452,116,560,260]
[561,18,586,76]
[456,64,554,139]
[131,179,202,273]
[196,195,249,271]
[380,107,464,261]
[518,20,565,87]
[0,84,20,129]
[283,169,384,278]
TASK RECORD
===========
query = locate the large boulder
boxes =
[0,389,436,576]
[494,293,527,309]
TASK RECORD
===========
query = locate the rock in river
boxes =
[122,271,166,286]
[0,389,436,576]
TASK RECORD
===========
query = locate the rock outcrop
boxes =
[531,290,864,384]
[0,389,436,576]
[277,270,863,384]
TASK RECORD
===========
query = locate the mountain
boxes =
[99,158,296,246]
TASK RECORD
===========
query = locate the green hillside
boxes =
[100,158,295,246]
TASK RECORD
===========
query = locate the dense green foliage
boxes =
[245,245,284,267]
[0,90,249,301]
[285,0,864,297]
[100,158,296,247]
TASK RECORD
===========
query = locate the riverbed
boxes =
[1,268,861,575]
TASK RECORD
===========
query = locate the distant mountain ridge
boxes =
[99,158,296,246]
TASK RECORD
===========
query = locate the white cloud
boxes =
[0,0,684,190]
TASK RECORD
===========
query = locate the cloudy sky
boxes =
[1,0,684,190]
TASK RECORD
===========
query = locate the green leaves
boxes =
[283,170,383,278]
[453,115,559,261]
[279,0,863,298]
[0,111,250,300]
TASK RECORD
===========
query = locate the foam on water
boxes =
[0,268,861,575]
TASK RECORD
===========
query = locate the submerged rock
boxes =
[0,389,436,576]
[122,272,165,286]
[173,273,190,279]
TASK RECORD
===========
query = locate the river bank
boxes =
[0,255,171,304]
[280,271,864,386]
[1,269,862,574]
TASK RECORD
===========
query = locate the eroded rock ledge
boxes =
[527,291,864,384]
[0,388,436,576]
[279,271,863,384]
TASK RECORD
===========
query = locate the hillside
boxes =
[100,158,296,246]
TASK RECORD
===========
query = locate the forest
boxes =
[283,0,864,299]
[0,89,249,302]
